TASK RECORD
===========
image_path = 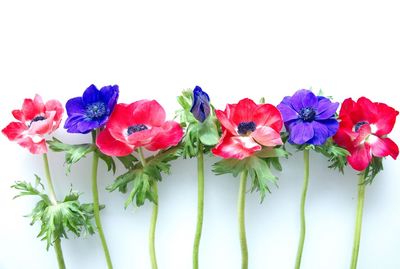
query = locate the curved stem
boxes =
[149,183,159,269]
[295,149,310,269]
[193,143,204,269]
[350,172,366,269]
[238,170,249,269]
[42,154,66,269]
[91,131,113,269]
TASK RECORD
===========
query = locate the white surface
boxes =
[0,1,399,268]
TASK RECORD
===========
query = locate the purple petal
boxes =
[76,120,100,134]
[318,119,339,137]
[277,102,299,122]
[65,97,85,116]
[290,89,318,112]
[82,84,101,104]
[64,114,86,133]
[100,85,119,112]
[308,121,330,145]
[316,97,339,120]
[288,121,314,145]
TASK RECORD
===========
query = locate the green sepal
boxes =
[107,146,182,207]
[362,157,383,184]
[11,176,97,250]
[213,147,287,202]
[47,137,95,174]
[198,116,220,146]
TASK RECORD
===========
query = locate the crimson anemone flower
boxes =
[96,100,184,156]
[2,94,63,154]
[212,98,283,159]
[333,97,399,171]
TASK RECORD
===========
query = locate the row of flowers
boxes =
[2,85,398,269]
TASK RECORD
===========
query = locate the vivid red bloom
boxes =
[96,100,184,156]
[2,94,64,154]
[333,97,399,171]
[212,98,283,159]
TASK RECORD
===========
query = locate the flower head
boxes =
[190,86,210,122]
[2,94,63,154]
[96,100,184,156]
[64,84,119,134]
[333,97,399,171]
[212,98,283,159]
[277,89,339,145]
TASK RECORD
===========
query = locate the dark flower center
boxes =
[127,124,148,135]
[86,102,107,120]
[237,121,256,135]
[29,115,46,126]
[354,121,369,132]
[299,107,316,122]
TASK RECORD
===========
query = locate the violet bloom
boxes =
[277,89,339,145]
[190,86,210,122]
[64,84,119,134]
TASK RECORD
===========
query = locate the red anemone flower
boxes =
[212,98,283,159]
[333,97,399,171]
[2,94,64,154]
[96,100,184,156]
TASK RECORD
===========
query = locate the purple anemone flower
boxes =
[277,89,339,145]
[190,86,210,122]
[64,84,119,134]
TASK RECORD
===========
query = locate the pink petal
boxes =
[17,136,47,154]
[253,104,283,132]
[215,109,237,135]
[212,131,261,159]
[145,121,184,151]
[96,128,134,156]
[370,137,399,159]
[251,126,283,147]
[130,100,166,127]
[45,99,64,130]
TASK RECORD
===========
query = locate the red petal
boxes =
[145,121,184,151]
[339,98,355,119]
[231,98,258,125]
[130,100,166,127]
[253,104,283,132]
[373,102,399,136]
[126,128,159,147]
[96,128,134,156]
[370,137,399,159]
[357,97,378,124]
[333,128,355,152]
[107,103,136,142]
[2,122,28,141]
[215,109,237,135]
[17,136,47,154]
[251,126,283,147]
[12,109,25,122]
[212,131,261,159]
[353,124,371,147]
[347,144,372,171]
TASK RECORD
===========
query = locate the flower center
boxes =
[354,121,369,132]
[127,124,148,135]
[237,121,256,135]
[299,107,316,122]
[85,102,106,119]
[29,115,46,126]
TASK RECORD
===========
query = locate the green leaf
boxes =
[198,116,220,146]
[47,137,95,173]
[314,139,349,173]
[363,157,384,184]
[117,154,138,170]
[13,178,97,250]
[97,150,117,174]
[256,147,288,158]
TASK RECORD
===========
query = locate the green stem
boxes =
[91,131,113,269]
[42,154,66,269]
[193,143,205,269]
[138,147,158,269]
[350,172,366,269]
[238,170,249,269]
[149,183,159,269]
[295,149,310,269]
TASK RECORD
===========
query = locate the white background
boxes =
[0,1,399,268]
